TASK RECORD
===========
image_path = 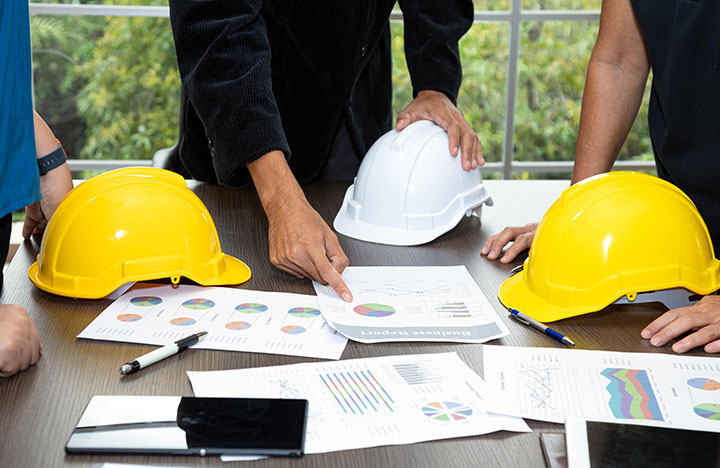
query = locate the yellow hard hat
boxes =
[28,167,251,298]
[498,172,720,322]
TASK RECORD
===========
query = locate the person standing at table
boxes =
[481,0,720,354]
[0,1,73,376]
[167,1,483,301]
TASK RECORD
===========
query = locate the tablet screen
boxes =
[586,421,720,468]
[66,395,307,456]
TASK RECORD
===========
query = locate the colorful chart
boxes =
[116,313,142,323]
[170,317,196,326]
[353,303,396,318]
[130,296,162,307]
[422,401,473,421]
[435,302,471,318]
[182,298,215,310]
[694,403,720,420]
[235,303,268,313]
[601,368,663,421]
[288,307,321,318]
[281,325,307,335]
[688,378,720,391]
[319,370,395,415]
[226,321,252,331]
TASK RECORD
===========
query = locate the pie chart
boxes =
[117,313,142,322]
[235,303,268,313]
[354,303,396,318]
[130,296,162,307]
[688,378,720,391]
[171,317,196,326]
[422,401,473,421]
[288,307,321,318]
[694,403,720,420]
[226,321,252,330]
[182,298,215,310]
[281,325,307,335]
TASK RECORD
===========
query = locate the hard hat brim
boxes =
[334,185,492,246]
[28,254,251,299]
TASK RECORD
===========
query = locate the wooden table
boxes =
[0,180,708,468]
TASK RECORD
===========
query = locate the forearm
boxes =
[33,110,59,157]
[571,0,649,185]
[248,150,307,216]
[572,57,648,184]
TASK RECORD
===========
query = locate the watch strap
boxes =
[37,141,67,176]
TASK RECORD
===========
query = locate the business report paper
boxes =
[313,266,510,343]
[484,345,720,432]
[188,352,529,457]
[78,284,347,360]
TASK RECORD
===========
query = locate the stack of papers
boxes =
[313,266,509,343]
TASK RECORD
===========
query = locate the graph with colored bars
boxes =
[392,362,445,386]
[434,302,472,319]
[519,364,558,411]
[319,369,395,416]
[688,377,720,421]
[601,368,664,421]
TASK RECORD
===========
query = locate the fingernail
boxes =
[650,336,662,346]
[480,247,488,254]
[454,146,459,155]
[640,329,651,339]
[341,292,352,302]
[673,342,688,353]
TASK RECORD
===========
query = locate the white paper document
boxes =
[78,284,347,360]
[312,266,509,343]
[484,345,720,432]
[188,352,529,457]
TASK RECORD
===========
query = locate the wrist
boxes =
[248,150,307,216]
[37,141,67,176]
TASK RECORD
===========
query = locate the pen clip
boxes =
[509,313,530,326]
[509,264,524,276]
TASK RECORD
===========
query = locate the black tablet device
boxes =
[66,395,307,457]
[566,418,720,468]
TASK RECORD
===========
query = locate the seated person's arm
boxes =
[482,0,649,263]
[0,305,42,377]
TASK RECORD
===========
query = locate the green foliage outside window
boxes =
[31,0,653,178]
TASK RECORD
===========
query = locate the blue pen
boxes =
[508,308,575,346]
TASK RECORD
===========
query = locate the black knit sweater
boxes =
[169,0,473,187]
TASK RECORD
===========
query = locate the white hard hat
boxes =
[334,120,493,246]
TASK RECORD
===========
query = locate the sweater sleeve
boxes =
[168,0,290,185]
[398,0,474,105]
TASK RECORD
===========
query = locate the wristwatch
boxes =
[37,140,67,176]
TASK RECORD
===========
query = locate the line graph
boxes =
[355,281,453,298]
[519,364,558,410]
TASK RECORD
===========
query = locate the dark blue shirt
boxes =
[631,0,720,252]
[0,0,40,218]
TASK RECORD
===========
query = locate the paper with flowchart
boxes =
[188,352,529,458]
[78,284,347,360]
[483,345,720,432]
[312,266,509,343]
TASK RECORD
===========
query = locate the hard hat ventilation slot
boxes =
[171,275,180,284]
[626,292,637,302]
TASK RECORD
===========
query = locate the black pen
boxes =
[120,331,208,375]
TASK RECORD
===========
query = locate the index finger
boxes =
[315,254,353,302]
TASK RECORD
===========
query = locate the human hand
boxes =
[23,161,73,238]
[641,296,720,353]
[266,194,353,302]
[395,90,483,171]
[0,304,42,377]
[481,223,538,263]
